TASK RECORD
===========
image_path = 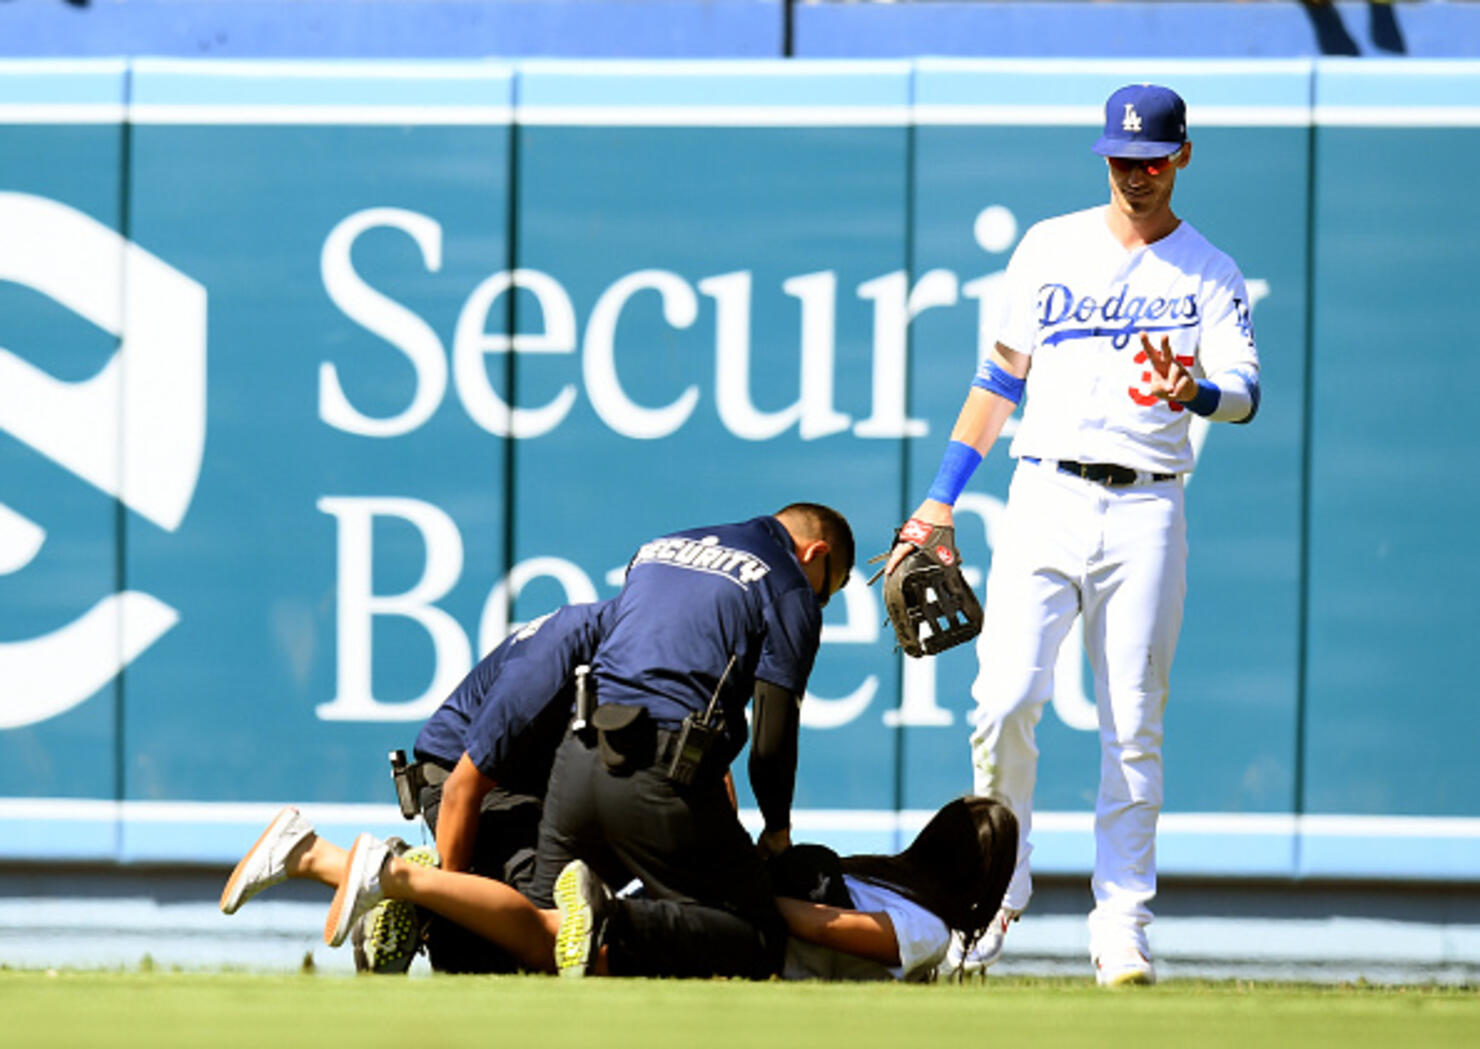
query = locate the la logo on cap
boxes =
[1094,84,1188,159]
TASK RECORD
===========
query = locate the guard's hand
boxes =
[880,501,955,577]
[1142,333,1198,404]
[757,827,792,859]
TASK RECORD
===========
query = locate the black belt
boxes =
[1025,456,1176,487]
[572,721,688,768]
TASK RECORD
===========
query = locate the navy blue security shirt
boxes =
[414,600,614,795]
[591,516,823,763]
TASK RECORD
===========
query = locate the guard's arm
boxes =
[435,752,497,873]
[749,678,801,853]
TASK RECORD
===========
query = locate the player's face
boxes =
[1106,144,1189,221]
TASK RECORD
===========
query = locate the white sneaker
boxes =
[324,834,392,948]
[553,859,609,978]
[219,805,314,915]
[940,906,1020,979]
[1095,946,1156,987]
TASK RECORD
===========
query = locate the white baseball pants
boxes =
[969,459,1186,959]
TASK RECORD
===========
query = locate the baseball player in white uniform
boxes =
[888,84,1259,985]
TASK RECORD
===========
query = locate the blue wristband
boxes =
[971,361,1026,405]
[926,440,984,506]
[1184,379,1221,417]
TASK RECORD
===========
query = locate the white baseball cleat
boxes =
[1095,946,1156,987]
[553,859,609,978]
[940,906,1020,979]
[219,805,314,915]
[324,834,393,948]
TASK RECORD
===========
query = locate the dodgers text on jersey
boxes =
[1037,282,1200,350]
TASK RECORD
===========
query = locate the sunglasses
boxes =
[1107,150,1182,176]
[816,551,834,608]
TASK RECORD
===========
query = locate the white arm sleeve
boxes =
[1195,262,1261,423]
[1201,365,1260,423]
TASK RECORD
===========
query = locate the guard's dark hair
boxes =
[840,794,1018,948]
[775,502,855,581]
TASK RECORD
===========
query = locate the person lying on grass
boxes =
[221,794,1017,981]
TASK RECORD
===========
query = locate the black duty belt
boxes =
[1025,456,1177,487]
[573,718,689,769]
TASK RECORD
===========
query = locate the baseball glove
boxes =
[870,519,983,658]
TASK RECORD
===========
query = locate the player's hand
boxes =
[1141,333,1198,404]
[882,500,954,576]
[757,827,791,859]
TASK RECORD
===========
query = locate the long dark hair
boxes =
[840,795,1018,947]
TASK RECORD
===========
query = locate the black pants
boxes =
[528,734,786,979]
[417,777,543,974]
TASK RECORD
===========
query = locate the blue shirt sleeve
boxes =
[413,639,505,765]
[463,601,613,779]
[755,584,822,696]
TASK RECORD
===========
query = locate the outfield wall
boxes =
[0,57,1476,881]
[2,0,1477,60]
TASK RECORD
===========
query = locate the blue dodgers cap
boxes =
[1092,84,1188,158]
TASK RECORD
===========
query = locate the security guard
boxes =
[528,503,854,979]
[223,599,618,975]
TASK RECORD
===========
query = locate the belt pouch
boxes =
[590,704,652,773]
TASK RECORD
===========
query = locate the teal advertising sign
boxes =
[0,58,1476,879]
[0,62,129,858]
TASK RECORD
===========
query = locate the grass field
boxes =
[3,971,1476,1049]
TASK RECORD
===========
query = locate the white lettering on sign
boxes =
[315,496,472,722]
[318,209,982,445]
[583,268,700,439]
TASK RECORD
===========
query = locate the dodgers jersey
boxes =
[415,600,615,793]
[992,205,1260,474]
[591,516,822,761]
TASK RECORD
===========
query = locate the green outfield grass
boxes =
[3,971,1475,1049]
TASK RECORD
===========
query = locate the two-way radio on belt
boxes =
[666,653,737,786]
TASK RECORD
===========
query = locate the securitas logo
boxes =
[0,193,207,730]
[629,535,771,588]
[1037,282,1200,350]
